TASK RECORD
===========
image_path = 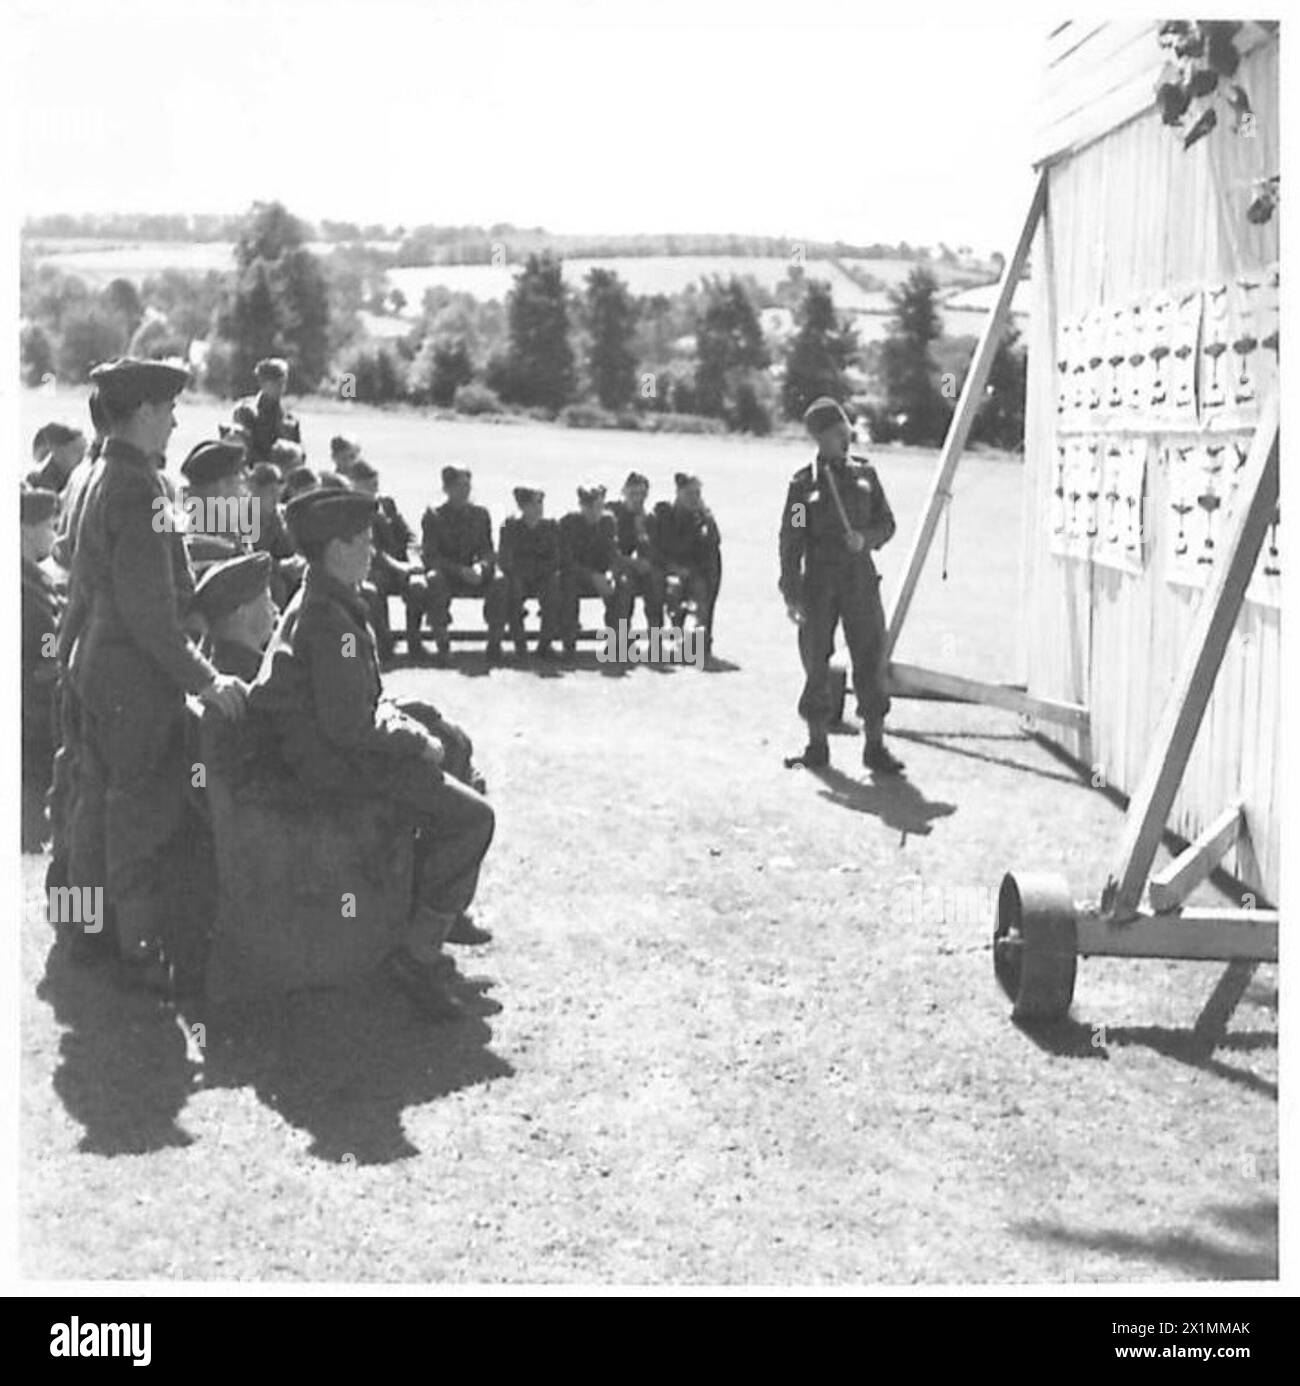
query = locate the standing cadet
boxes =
[420,465,495,659]
[231,357,301,463]
[558,483,632,658]
[21,487,64,851]
[779,396,904,774]
[607,471,665,630]
[486,486,562,660]
[653,473,722,657]
[65,359,247,988]
[248,488,496,1020]
[350,458,429,661]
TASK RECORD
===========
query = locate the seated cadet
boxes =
[22,487,64,852]
[349,458,429,662]
[330,433,363,480]
[247,461,306,606]
[192,551,278,682]
[558,483,632,657]
[28,423,88,494]
[167,552,279,996]
[607,470,666,629]
[485,486,562,661]
[282,465,319,501]
[420,465,495,659]
[270,438,306,474]
[653,472,722,658]
[231,357,302,463]
[180,439,251,579]
[248,488,496,1020]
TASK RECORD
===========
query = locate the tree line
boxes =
[20,201,1025,448]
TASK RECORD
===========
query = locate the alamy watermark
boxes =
[151,493,262,544]
[595,621,706,669]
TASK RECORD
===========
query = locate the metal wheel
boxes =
[993,870,1078,1021]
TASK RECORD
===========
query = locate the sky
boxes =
[11,0,1049,254]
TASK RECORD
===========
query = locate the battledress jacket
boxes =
[66,438,217,707]
[248,564,439,796]
[777,453,896,605]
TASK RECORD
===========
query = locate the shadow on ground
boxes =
[1013,1197,1278,1280]
[1011,1015,1277,1099]
[810,765,957,843]
[38,937,512,1165]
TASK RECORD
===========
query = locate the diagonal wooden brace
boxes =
[885,169,1048,657]
[1101,393,1279,920]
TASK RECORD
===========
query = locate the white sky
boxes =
[11,0,1055,254]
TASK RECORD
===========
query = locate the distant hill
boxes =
[22,213,988,271]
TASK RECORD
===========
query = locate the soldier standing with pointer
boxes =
[778,396,905,774]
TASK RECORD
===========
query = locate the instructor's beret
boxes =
[513,486,544,507]
[441,465,471,487]
[802,396,849,434]
[192,551,273,624]
[88,357,189,413]
[181,439,247,486]
[20,486,60,524]
[285,488,377,547]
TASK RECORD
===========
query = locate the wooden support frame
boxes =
[1101,394,1279,920]
[885,168,1049,659]
[1077,906,1278,963]
[1148,802,1244,913]
[884,662,1089,732]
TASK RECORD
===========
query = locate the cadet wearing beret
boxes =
[28,423,88,495]
[330,433,363,479]
[21,487,64,850]
[64,358,247,988]
[248,487,496,1020]
[779,396,903,773]
[485,486,563,660]
[179,439,251,579]
[558,483,632,657]
[348,459,428,662]
[231,356,302,464]
[419,466,496,659]
[606,471,666,630]
[192,551,277,682]
[246,462,305,607]
[652,472,722,658]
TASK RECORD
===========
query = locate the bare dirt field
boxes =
[20,389,1277,1284]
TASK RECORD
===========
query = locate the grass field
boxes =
[20,388,1277,1284]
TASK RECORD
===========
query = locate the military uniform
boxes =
[248,561,493,918]
[559,501,632,642]
[608,496,666,627]
[420,500,496,637]
[653,495,722,644]
[487,505,562,653]
[364,493,426,657]
[231,390,301,464]
[22,529,64,852]
[778,446,896,748]
[66,432,219,958]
